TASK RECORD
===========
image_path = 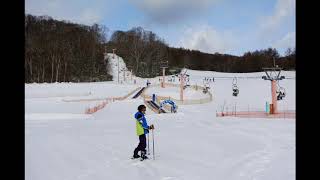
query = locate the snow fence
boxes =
[85,87,141,114]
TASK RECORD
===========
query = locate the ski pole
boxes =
[147,133,150,155]
[152,129,155,160]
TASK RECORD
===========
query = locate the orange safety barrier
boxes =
[216,110,295,119]
[84,87,142,115]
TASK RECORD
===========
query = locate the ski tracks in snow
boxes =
[214,119,294,180]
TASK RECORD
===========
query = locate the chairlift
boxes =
[232,77,239,96]
[232,85,239,96]
[202,82,210,94]
[276,82,286,100]
[203,87,209,94]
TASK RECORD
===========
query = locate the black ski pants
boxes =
[134,134,146,155]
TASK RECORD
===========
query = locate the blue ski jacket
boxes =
[134,112,149,136]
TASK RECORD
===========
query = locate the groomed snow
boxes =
[25,54,295,180]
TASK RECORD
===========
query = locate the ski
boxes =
[140,157,149,161]
[130,157,149,161]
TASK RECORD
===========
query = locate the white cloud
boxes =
[129,0,220,24]
[254,0,295,55]
[25,0,106,25]
[272,32,295,52]
[177,25,235,54]
[80,8,103,24]
[260,0,295,33]
[132,0,215,8]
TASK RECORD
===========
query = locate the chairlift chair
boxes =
[232,85,239,96]
[203,88,208,94]
[232,77,239,96]
[276,81,286,100]
[276,87,286,100]
[202,83,210,94]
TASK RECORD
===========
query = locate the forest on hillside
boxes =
[106,28,295,76]
[25,14,295,83]
[25,14,112,83]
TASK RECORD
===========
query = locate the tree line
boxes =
[105,28,295,76]
[25,14,111,83]
[25,14,295,83]
[167,47,295,73]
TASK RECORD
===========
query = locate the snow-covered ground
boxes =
[25,54,295,180]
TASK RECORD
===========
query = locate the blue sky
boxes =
[25,0,295,56]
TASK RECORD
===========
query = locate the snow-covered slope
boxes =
[25,54,295,180]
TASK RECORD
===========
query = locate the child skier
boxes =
[133,105,154,160]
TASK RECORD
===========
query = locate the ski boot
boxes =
[132,154,140,159]
[140,150,149,161]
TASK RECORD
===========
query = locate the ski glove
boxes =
[149,124,155,130]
